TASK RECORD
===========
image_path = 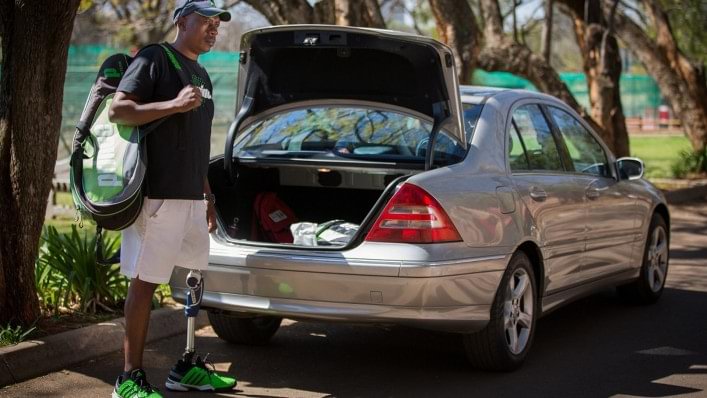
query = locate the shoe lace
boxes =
[133,373,159,395]
[195,353,217,376]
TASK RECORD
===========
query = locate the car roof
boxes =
[459,85,506,104]
[459,85,568,106]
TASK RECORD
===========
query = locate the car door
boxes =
[546,105,640,280]
[507,103,588,294]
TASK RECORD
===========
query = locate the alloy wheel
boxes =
[503,268,534,355]
[647,225,669,292]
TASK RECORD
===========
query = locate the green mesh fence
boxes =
[58,45,662,159]
[472,70,661,118]
[60,45,238,159]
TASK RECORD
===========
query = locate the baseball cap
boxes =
[173,0,232,22]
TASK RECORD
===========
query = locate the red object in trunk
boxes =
[365,183,462,243]
[251,192,298,243]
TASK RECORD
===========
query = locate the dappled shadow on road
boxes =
[65,287,707,398]
[671,223,707,238]
[243,289,707,398]
[670,245,707,263]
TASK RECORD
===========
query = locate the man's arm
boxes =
[204,178,217,233]
[108,85,203,126]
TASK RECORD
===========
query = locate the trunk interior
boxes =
[208,158,414,246]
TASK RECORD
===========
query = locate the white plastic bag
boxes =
[290,222,318,246]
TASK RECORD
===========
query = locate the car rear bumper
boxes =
[170,245,508,333]
[172,287,494,332]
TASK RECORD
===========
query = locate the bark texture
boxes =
[335,0,385,26]
[472,0,611,140]
[0,0,81,325]
[605,0,707,151]
[244,0,385,26]
[560,0,629,157]
[243,0,317,24]
[541,0,553,63]
[477,0,584,113]
[429,0,480,84]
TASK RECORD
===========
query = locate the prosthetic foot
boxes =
[165,271,237,392]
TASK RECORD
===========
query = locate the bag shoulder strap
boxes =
[156,42,191,87]
[138,43,192,137]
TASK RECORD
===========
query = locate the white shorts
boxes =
[121,198,209,284]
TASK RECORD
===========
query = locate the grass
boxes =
[0,323,36,347]
[629,135,693,179]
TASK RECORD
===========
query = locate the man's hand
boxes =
[206,202,217,233]
[174,85,203,113]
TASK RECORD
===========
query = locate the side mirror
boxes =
[617,157,644,180]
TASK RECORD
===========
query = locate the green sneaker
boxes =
[165,353,237,392]
[112,368,163,398]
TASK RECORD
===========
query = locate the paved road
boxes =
[2,204,706,398]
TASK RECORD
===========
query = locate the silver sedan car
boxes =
[170,25,670,371]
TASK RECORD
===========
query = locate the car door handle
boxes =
[529,187,548,201]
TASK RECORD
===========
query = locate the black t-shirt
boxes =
[117,43,214,200]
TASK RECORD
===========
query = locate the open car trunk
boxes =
[209,26,468,249]
[209,158,413,248]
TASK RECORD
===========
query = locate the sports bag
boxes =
[70,43,189,231]
[251,192,298,243]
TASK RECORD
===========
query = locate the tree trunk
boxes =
[560,0,630,157]
[314,0,337,24]
[0,0,81,326]
[243,0,316,24]
[335,0,386,27]
[606,0,707,151]
[362,0,386,28]
[244,0,384,27]
[473,0,609,138]
[541,0,553,63]
[429,0,480,84]
[478,0,581,109]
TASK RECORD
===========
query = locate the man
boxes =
[108,1,236,396]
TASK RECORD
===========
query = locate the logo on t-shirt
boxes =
[191,74,212,101]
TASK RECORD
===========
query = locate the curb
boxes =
[0,306,208,387]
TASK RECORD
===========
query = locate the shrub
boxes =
[672,146,707,178]
[36,225,127,314]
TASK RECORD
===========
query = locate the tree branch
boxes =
[223,0,242,9]
[429,0,480,84]
[363,0,385,28]
[599,0,618,74]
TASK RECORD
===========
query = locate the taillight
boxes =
[365,183,462,243]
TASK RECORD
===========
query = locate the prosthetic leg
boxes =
[165,271,236,392]
[183,270,204,363]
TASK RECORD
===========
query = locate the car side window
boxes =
[548,106,611,178]
[462,103,483,142]
[508,124,530,170]
[510,104,564,172]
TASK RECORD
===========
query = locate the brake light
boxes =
[365,183,462,243]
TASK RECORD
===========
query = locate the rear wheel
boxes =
[207,311,282,345]
[463,251,537,371]
[618,213,669,304]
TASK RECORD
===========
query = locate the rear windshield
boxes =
[234,106,470,165]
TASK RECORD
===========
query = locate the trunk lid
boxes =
[231,25,465,145]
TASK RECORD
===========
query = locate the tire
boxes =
[207,311,282,345]
[618,213,669,304]
[463,251,537,371]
